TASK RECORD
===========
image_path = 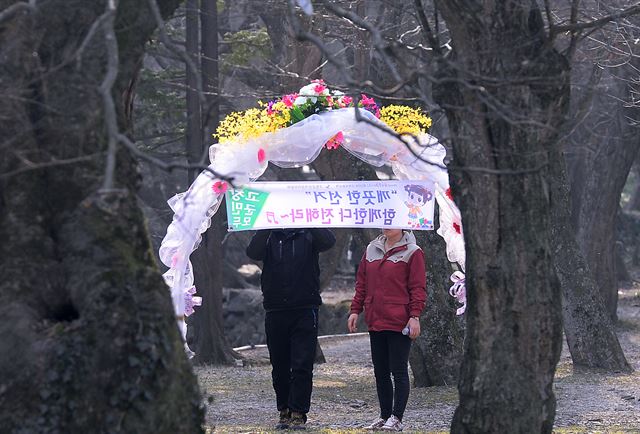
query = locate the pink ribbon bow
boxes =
[184,286,202,317]
[449,271,466,315]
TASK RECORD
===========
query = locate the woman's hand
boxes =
[347,313,359,333]
[406,317,420,339]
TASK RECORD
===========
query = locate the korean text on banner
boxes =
[225,181,435,231]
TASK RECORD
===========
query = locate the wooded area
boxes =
[1,0,639,433]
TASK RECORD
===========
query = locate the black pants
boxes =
[369,331,412,421]
[265,308,318,414]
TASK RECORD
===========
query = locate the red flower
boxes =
[341,95,353,106]
[314,83,327,94]
[453,222,461,234]
[325,131,343,150]
[282,94,297,107]
[360,94,376,106]
[257,148,266,163]
[445,188,453,201]
[212,181,228,194]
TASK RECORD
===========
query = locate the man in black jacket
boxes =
[246,228,335,430]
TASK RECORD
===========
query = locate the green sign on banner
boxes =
[225,187,270,230]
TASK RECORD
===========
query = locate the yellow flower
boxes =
[379,105,432,135]
[214,102,431,145]
[214,108,273,144]
[267,101,291,131]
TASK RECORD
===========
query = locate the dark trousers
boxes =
[369,331,412,421]
[265,308,318,414]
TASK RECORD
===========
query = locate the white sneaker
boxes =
[381,415,403,431]
[364,417,386,430]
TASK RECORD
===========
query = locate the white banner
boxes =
[225,180,435,231]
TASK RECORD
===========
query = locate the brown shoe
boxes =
[275,409,290,430]
[289,411,307,430]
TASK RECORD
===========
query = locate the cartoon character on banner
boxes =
[404,184,433,229]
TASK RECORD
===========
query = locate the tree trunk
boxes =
[185,0,202,182]
[616,240,631,282]
[201,0,219,139]
[189,207,236,365]
[569,68,640,322]
[409,220,465,387]
[0,1,202,432]
[433,3,565,432]
[184,0,234,364]
[624,170,640,211]
[314,341,326,364]
[549,149,631,372]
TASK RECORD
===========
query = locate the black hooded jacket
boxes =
[246,228,336,311]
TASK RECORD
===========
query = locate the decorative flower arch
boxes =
[159,81,467,353]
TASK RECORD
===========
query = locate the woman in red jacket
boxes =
[347,229,426,432]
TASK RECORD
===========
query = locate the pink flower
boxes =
[326,96,334,107]
[212,181,228,194]
[257,148,266,163]
[361,94,376,106]
[325,131,343,150]
[266,100,276,115]
[314,84,327,94]
[282,94,297,108]
[311,78,325,84]
[341,95,353,106]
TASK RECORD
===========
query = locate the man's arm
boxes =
[309,228,336,252]
[246,230,272,260]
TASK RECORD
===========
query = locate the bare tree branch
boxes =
[413,0,443,56]
[0,153,103,180]
[147,0,205,105]
[116,132,234,184]
[98,0,120,192]
[0,0,36,24]
[550,3,640,36]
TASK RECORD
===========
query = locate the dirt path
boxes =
[197,291,640,433]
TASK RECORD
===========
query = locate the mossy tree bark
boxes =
[433,2,566,432]
[0,1,203,432]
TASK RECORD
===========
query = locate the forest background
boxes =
[1,0,640,433]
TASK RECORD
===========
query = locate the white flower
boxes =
[294,82,331,105]
[294,95,312,105]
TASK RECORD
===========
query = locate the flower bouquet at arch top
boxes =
[214,79,433,153]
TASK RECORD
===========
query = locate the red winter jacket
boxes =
[350,232,426,332]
